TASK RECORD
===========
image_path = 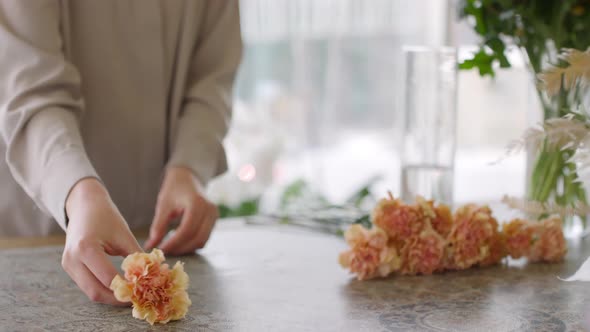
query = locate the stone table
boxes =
[0,221,589,331]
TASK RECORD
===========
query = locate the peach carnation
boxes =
[110,249,191,325]
[528,217,567,263]
[416,196,453,238]
[339,224,401,280]
[400,228,446,275]
[445,204,499,269]
[503,219,534,259]
[479,232,507,267]
[372,194,425,241]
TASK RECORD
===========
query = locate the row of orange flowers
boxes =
[339,194,567,280]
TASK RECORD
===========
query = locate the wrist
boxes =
[65,177,109,219]
[165,166,204,190]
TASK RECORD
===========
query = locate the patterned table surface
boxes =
[1,221,589,332]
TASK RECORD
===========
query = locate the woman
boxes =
[0,1,242,305]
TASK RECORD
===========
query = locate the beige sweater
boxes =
[0,0,242,236]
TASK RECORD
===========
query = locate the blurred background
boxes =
[209,0,530,217]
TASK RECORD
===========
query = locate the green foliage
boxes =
[218,178,377,234]
[352,214,372,229]
[460,1,590,220]
[346,186,371,207]
[458,0,590,77]
[280,179,310,209]
[344,176,380,208]
[218,198,260,218]
[279,179,334,210]
[459,49,501,77]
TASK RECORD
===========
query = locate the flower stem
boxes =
[537,150,562,203]
[530,146,551,200]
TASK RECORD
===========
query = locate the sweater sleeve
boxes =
[167,0,243,185]
[0,1,99,230]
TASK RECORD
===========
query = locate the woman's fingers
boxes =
[79,245,121,289]
[115,232,144,256]
[62,257,125,306]
[194,209,217,248]
[152,167,218,254]
[145,201,174,250]
[176,209,217,254]
[159,204,202,255]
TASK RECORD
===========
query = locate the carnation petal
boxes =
[110,275,133,302]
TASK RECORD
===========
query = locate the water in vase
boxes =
[401,164,453,205]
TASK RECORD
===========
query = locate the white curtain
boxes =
[240,0,448,43]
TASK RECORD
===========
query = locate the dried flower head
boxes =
[528,217,567,263]
[499,115,589,161]
[445,204,499,270]
[400,228,446,275]
[110,249,191,325]
[503,218,535,259]
[502,195,590,218]
[339,224,401,280]
[480,232,507,267]
[538,48,590,96]
[503,217,567,263]
[416,196,453,238]
[372,193,425,242]
[571,134,590,182]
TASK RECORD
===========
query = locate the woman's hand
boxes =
[63,178,142,306]
[144,167,218,255]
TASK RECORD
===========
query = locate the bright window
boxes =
[209,0,529,211]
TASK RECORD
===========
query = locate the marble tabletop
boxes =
[1,220,589,332]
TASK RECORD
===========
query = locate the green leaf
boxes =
[459,49,496,77]
[485,37,511,68]
[279,179,309,209]
[458,60,475,70]
[352,214,371,229]
[218,198,260,218]
[344,176,380,207]
[217,204,232,218]
[346,187,370,207]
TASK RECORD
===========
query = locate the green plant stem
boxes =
[560,164,574,206]
[530,145,590,226]
[577,184,589,228]
[530,146,549,199]
[537,149,562,202]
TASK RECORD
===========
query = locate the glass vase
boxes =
[525,59,590,238]
[401,46,457,206]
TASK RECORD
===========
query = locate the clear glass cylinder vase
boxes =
[401,46,457,206]
[525,66,590,239]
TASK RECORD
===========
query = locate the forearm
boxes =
[168,104,230,186]
[0,1,98,229]
[168,1,242,185]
